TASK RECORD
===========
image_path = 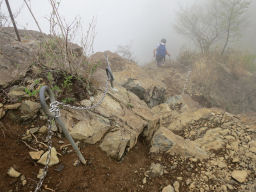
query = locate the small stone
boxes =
[58,140,65,144]
[232,157,239,163]
[4,103,21,110]
[231,170,248,183]
[20,175,27,186]
[221,185,227,192]
[37,147,59,166]
[39,126,47,134]
[162,185,175,192]
[29,150,44,160]
[173,181,180,192]
[177,177,182,181]
[149,163,164,177]
[21,134,32,141]
[73,160,80,167]
[226,184,234,190]
[7,167,21,178]
[142,177,147,184]
[29,127,39,134]
[37,169,44,179]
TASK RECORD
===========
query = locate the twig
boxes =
[22,141,38,151]
[31,133,48,148]
[60,143,71,150]
[44,185,55,192]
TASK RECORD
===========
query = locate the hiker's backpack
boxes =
[156,44,166,57]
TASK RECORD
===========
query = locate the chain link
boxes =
[34,79,110,191]
[51,79,110,114]
[34,118,53,192]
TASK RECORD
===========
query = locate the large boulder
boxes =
[0,28,44,87]
[19,100,41,120]
[150,127,208,159]
[61,85,157,160]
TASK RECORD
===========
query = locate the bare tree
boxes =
[175,2,221,55]
[218,0,251,55]
[175,0,250,55]
[116,44,135,61]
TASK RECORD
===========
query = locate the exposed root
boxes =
[22,141,38,151]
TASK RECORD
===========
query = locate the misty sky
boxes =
[2,0,256,64]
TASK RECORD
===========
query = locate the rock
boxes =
[37,169,44,179]
[162,185,175,192]
[99,129,131,160]
[150,127,208,159]
[4,103,21,110]
[142,177,147,184]
[80,99,92,106]
[19,100,41,120]
[29,127,39,134]
[73,160,80,167]
[29,150,44,160]
[166,95,187,112]
[0,103,5,119]
[249,141,256,153]
[37,147,59,166]
[173,181,180,192]
[39,126,47,134]
[7,86,26,98]
[123,78,166,107]
[70,116,110,144]
[148,163,164,177]
[20,175,27,186]
[231,170,248,183]
[7,167,21,178]
[195,128,227,151]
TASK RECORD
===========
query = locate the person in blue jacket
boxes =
[153,38,170,66]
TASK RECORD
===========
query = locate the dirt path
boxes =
[0,118,197,192]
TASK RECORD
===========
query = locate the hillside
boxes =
[0,28,256,192]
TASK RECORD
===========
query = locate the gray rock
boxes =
[100,129,130,160]
[150,127,208,159]
[148,163,164,177]
[123,78,166,108]
[19,100,41,120]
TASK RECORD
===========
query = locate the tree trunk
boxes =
[221,25,230,55]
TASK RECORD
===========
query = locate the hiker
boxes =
[153,38,170,66]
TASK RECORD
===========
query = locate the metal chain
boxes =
[182,69,192,95]
[34,118,53,192]
[50,79,110,114]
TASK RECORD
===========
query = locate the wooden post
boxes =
[5,0,21,41]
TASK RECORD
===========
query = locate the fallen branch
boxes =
[22,141,38,151]
[44,185,55,192]
[60,143,71,150]
[31,133,48,148]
